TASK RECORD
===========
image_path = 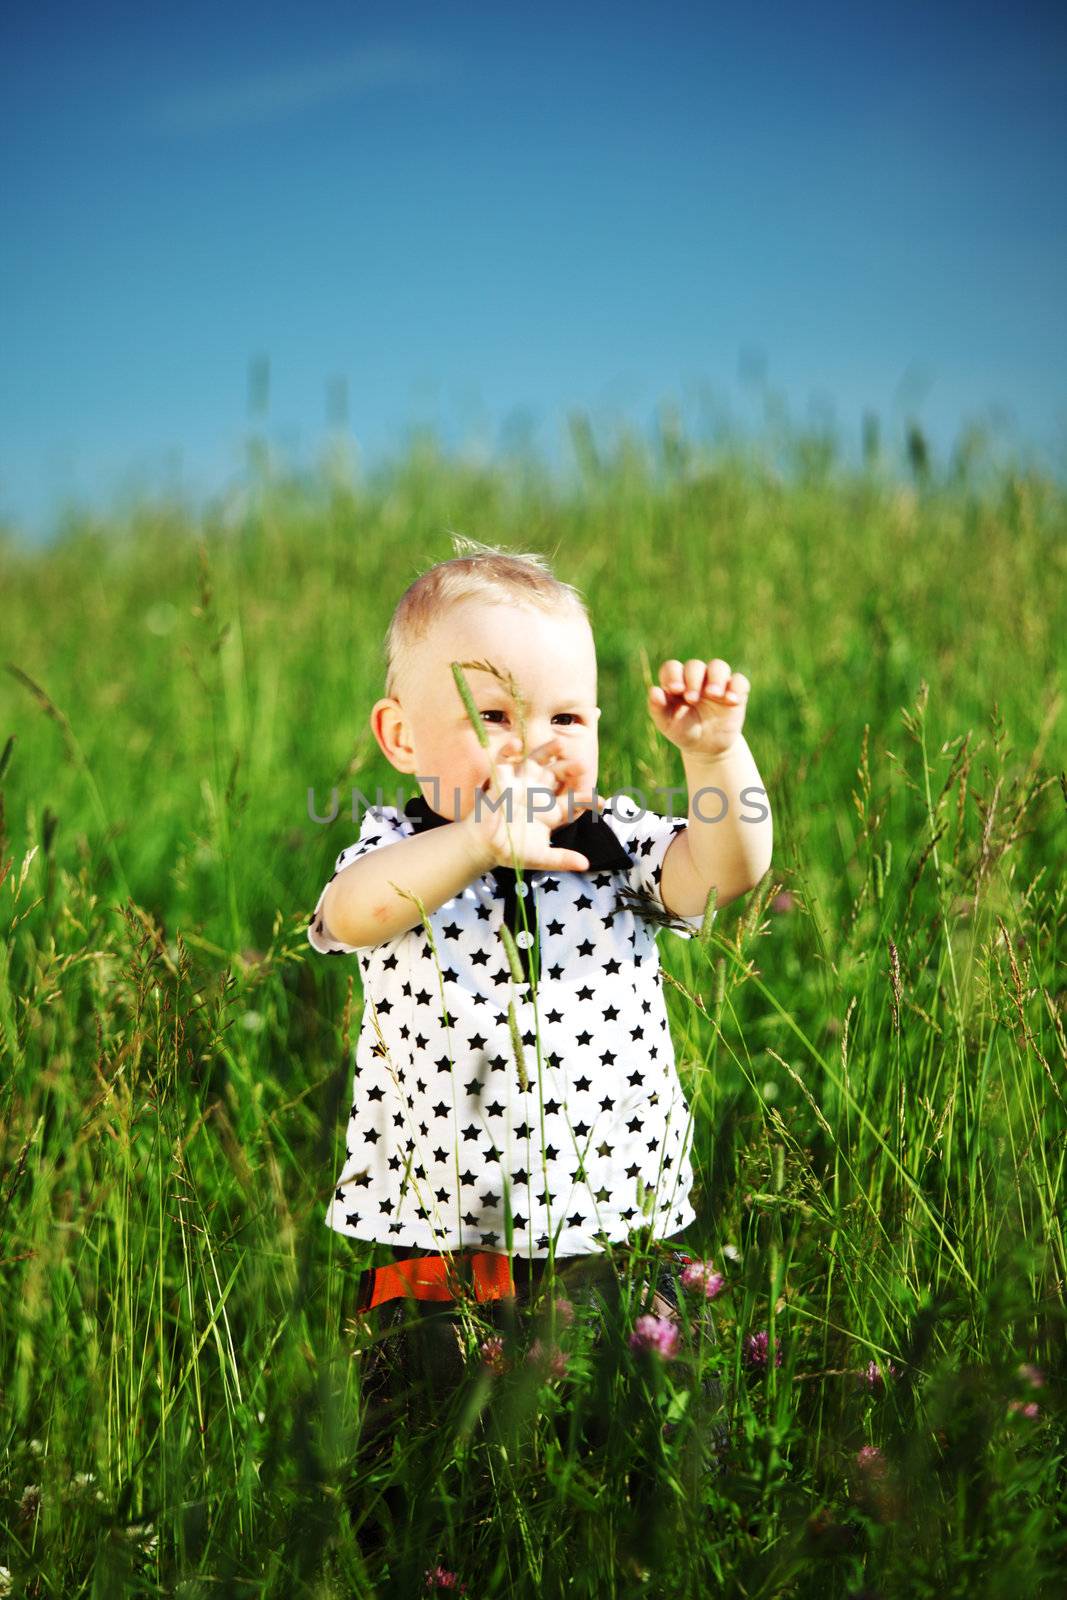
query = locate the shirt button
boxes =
[515,931,535,949]
[516,882,529,897]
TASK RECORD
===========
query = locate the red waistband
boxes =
[357,1250,515,1312]
[355,1242,695,1314]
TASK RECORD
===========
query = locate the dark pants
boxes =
[352,1231,729,1525]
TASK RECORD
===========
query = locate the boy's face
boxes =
[372,598,601,824]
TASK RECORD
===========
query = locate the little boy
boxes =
[308,539,771,1456]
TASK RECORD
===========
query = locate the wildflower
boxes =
[0,1565,12,1597]
[1017,1363,1044,1389]
[1007,1399,1041,1420]
[479,1334,507,1375]
[425,1564,467,1591]
[17,1484,41,1522]
[629,1314,680,1360]
[553,1296,575,1326]
[743,1329,782,1370]
[855,1445,887,1477]
[679,1260,726,1299]
[771,891,796,913]
[526,1338,569,1380]
[858,1359,900,1391]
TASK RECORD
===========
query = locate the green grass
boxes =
[0,415,1064,1597]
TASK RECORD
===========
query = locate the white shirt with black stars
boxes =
[307,795,713,1258]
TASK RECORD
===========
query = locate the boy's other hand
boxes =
[648,657,750,758]
[464,740,598,873]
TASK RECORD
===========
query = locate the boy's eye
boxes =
[479,710,583,726]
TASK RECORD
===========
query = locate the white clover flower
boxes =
[18,1484,41,1520]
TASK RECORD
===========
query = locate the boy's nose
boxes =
[498,731,563,766]
[527,733,565,765]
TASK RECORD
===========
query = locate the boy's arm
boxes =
[316,750,594,951]
[320,817,496,950]
[659,734,773,917]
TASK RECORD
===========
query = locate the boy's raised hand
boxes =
[648,656,751,757]
[467,738,599,873]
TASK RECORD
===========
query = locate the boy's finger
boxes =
[547,807,592,832]
[521,758,563,790]
[659,658,685,694]
[544,849,590,872]
[682,658,706,702]
[556,792,597,812]
[527,784,563,812]
[703,657,732,698]
[556,758,588,790]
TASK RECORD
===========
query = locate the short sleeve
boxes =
[605,795,715,941]
[306,806,405,955]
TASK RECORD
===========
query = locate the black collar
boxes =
[402,793,632,876]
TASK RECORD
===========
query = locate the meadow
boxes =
[0,414,1064,1597]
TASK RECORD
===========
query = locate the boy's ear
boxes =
[370,698,416,773]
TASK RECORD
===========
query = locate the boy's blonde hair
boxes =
[384,536,590,702]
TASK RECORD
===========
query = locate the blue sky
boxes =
[3,0,1065,541]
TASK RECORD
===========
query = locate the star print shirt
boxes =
[307,795,713,1258]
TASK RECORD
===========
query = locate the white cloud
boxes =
[149,43,451,136]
